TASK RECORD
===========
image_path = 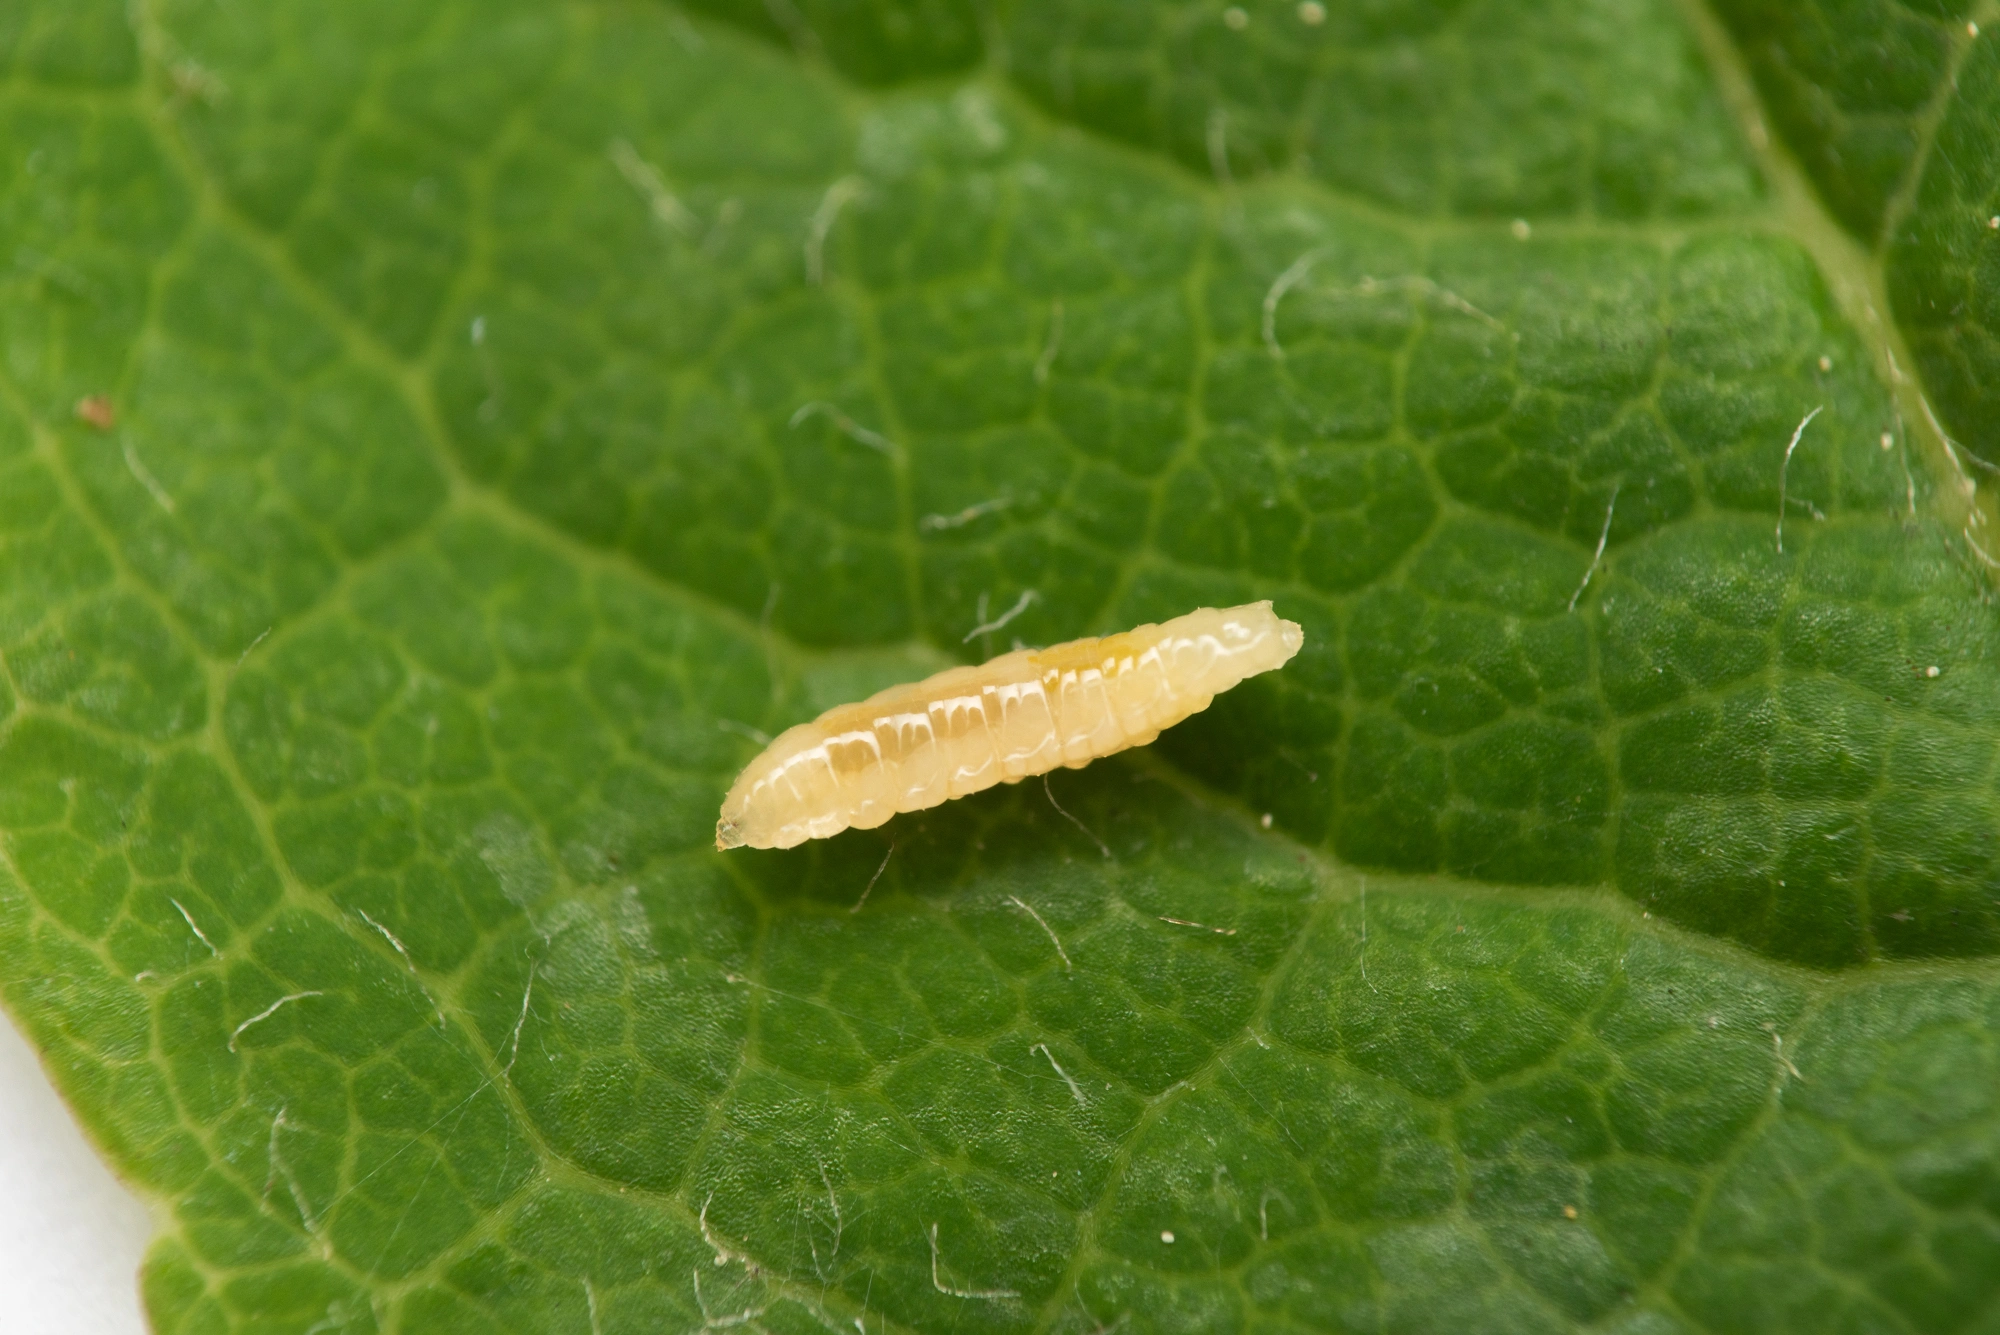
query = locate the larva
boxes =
[716,601,1304,850]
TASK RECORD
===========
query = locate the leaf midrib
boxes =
[1681,0,1993,547]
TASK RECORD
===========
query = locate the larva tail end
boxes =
[1278,616,1305,658]
[715,818,746,851]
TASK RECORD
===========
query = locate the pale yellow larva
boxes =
[715,601,1304,850]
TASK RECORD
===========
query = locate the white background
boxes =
[0,1011,152,1333]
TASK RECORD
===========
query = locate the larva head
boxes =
[716,768,805,850]
[716,720,856,850]
[1161,600,1304,695]
[715,741,791,851]
[1225,599,1303,657]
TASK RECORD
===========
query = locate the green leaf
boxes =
[4,1,2000,1332]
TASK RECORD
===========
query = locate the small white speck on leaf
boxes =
[1880,432,1894,449]
[1297,1,1326,22]
[1510,218,1531,240]
[1818,355,1832,371]
[1926,665,1941,678]
[1160,1231,1175,1243]
[1260,813,1273,828]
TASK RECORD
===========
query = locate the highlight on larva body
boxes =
[715,601,1305,850]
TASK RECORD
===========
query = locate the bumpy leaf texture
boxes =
[3,0,2000,1332]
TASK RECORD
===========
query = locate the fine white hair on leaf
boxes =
[1261,247,1331,360]
[1042,773,1111,860]
[1206,107,1233,186]
[233,625,272,670]
[171,897,219,956]
[1410,276,1505,330]
[1775,404,1825,554]
[758,582,781,705]
[1031,1041,1087,1105]
[805,175,865,285]
[1357,876,1376,993]
[921,496,1015,531]
[1963,527,2000,571]
[1764,1022,1806,1086]
[1034,299,1064,384]
[1923,392,2000,483]
[1337,274,1506,330]
[607,138,699,235]
[789,399,897,455]
[1264,257,1507,362]
[122,435,176,513]
[356,908,445,1028]
[264,1106,319,1232]
[228,991,323,1052]
[501,960,536,1076]
[851,842,894,914]
[1568,483,1620,613]
[699,1192,760,1271]
[1007,895,1073,971]
[1158,915,1235,935]
[963,589,1038,643]
[928,1223,1019,1300]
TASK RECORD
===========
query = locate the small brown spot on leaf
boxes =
[74,395,116,430]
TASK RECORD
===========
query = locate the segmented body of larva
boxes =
[715,601,1304,850]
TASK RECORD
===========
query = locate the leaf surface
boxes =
[3,2,2000,1332]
